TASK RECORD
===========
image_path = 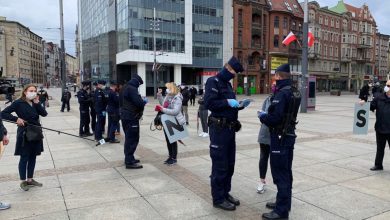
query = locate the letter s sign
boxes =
[356,110,366,127]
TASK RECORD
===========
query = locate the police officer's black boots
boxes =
[213,200,236,211]
[226,194,240,206]
[262,211,288,220]
[266,202,276,209]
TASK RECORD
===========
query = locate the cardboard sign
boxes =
[353,103,370,135]
[161,114,189,144]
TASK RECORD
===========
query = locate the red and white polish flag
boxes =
[282,31,297,46]
[308,30,315,47]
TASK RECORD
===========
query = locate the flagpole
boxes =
[301,0,309,113]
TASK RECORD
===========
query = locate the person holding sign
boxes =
[155,83,186,165]
[204,57,250,211]
[369,80,390,171]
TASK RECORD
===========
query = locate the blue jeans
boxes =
[19,154,37,180]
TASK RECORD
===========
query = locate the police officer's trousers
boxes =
[79,108,90,135]
[270,134,294,217]
[95,112,105,140]
[108,114,119,141]
[90,108,96,132]
[209,124,236,204]
[122,119,139,164]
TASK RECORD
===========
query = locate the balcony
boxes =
[252,22,262,30]
[356,57,370,62]
[247,64,259,71]
[357,44,371,49]
[238,21,243,28]
[341,56,351,62]
[308,52,320,59]
[289,47,302,54]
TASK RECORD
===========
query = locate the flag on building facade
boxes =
[282,31,297,46]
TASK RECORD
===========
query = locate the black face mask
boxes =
[218,67,235,82]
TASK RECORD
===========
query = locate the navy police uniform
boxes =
[90,82,97,132]
[77,81,92,136]
[260,64,301,219]
[204,57,244,210]
[107,81,120,142]
[94,80,108,140]
[120,75,145,169]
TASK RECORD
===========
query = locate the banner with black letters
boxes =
[353,103,370,135]
[161,114,189,144]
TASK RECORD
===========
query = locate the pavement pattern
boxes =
[0,88,390,220]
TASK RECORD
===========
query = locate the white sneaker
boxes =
[198,132,204,137]
[202,133,209,138]
[0,201,10,210]
[257,182,266,194]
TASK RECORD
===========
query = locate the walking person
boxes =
[60,88,71,112]
[1,84,48,191]
[37,86,49,110]
[107,81,120,143]
[256,90,273,194]
[259,64,301,220]
[120,74,147,169]
[197,95,209,137]
[368,80,390,171]
[155,82,186,165]
[189,86,197,106]
[0,113,10,210]
[180,85,190,125]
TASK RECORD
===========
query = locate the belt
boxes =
[208,116,238,130]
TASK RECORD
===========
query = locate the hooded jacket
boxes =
[119,78,145,120]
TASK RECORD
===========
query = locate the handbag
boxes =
[150,112,163,131]
[24,124,44,142]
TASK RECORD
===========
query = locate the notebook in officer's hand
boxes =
[239,99,254,108]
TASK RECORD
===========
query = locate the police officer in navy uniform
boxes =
[259,64,301,220]
[107,80,120,143]
[77,81,93,137]
[204,57,247,211]
[94,80,108,141]
[90,82,97,133]
[120,74,147,169]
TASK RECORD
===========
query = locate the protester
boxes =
[156,82,185,165]
[259,64,301,219]
[256,90,273,194]
[180,85,190,125]
[1,84,48,191]
[197,95,209,137]
[369,80,390,171]
[189,86,197,106]
[0,113,10,210]
[61,88,71,112]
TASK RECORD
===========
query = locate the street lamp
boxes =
[150,7,160,99]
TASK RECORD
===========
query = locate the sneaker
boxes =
[257,182,266,194]
[166,158,177,165]
[20,181,29,191]
[198,132,204,137]
[27,179,43,187]
[202,133,209,138]
[164,158,171,164]
[0,202,10,210]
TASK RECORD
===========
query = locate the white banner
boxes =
[353,103,370,135]
[161,114,189,144]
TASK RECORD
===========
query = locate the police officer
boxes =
[204,57,246,211]
[37,86,49,109]
[61,87,71,112]
[259,64,301,220]
[120,74,147,169]
[107,80,120,143]
[94,80,108,141]
[90,82,97,133]
[77,81,93,137]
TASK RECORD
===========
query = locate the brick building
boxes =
[0,17,45,85]
[268,0,303,86]
[43,41,60,87]
[375,33,389,82]
[233,0,270,94]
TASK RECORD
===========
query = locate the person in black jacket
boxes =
[369,80,390,171]
[1,84,48,191]
[180,85,190,125]
[61,88,71,112]
[189,86,197,106]
[359,83,371,102]
[77,81,93,137]
[120,74,147,169]
[0,113,10,210]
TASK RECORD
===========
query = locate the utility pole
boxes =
[300,0,308,113]
[59,0,66,93]
[151,8,159,99]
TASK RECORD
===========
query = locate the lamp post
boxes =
[300,0,309,113]
[59,0,66,93]
[151,8,160,99]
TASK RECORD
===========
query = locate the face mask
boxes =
[101,86,106,90]
[166,89,171,94]
[384,86,390,93]
[26,92,37,100]
[219,67,235,82]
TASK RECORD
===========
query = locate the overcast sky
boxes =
[0,0,388,57]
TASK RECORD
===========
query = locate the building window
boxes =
[331,18,334,27]
[342,34,346,43]
[283,17,288,29]
[336,20,340,28]
[238,9,243,24]
[238,30,242,47]
[319,15,323,24]
[274,35,279,47]
[274,16,279,28]
[325,17,328,26]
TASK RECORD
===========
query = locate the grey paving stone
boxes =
[339,175,390,201]
[295,185,390,219]
[21,211,69,220]
[0,175,60,196]
[68,198,163,220]
[367,211,390,220]
[58,168,122,186]
[145,189,218,219]
[115,163,159,177]
[62,178,140,209]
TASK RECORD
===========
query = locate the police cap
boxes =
[97,80,106,85]
[81,80,91,86]
[275,64,290,74]
[110,80,118,85]
[228,56,244,73]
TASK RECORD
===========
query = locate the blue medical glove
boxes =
[102,111,107,117]
[143,97,148,104]
[227,99,239,108]
[257,111,267,119]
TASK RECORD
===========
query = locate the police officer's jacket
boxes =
[37,89,48,103]
[106,88,119,115]
[119,79,145,120]
[370,93,390,134]
[77,89,91,110]
[260,79,300,138]
[94,88,107,113]
[204,68,239,122]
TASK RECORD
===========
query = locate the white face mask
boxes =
[166,88,171,94]
[384,86,390,93]
[26,92,37,100]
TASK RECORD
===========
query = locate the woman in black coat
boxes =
[1,84,47,191]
